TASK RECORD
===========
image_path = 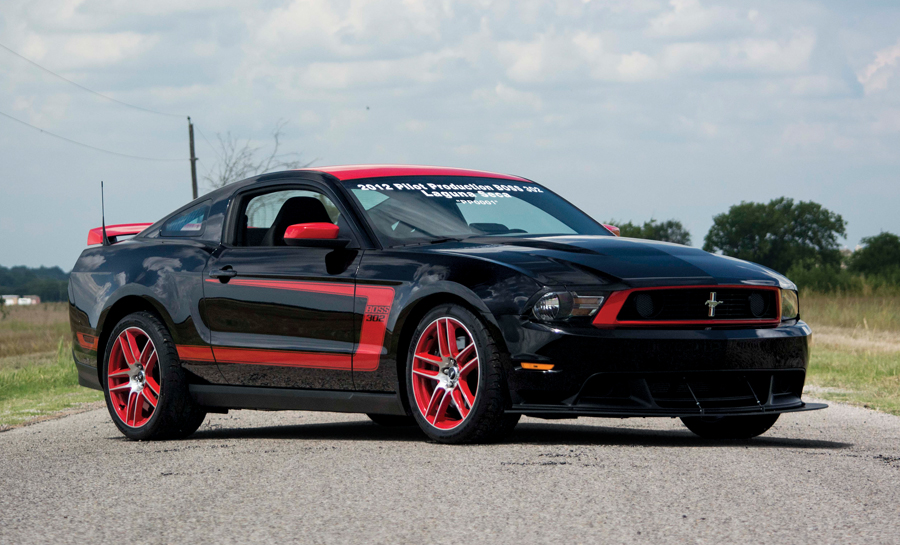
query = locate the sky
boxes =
[1,0,898,269]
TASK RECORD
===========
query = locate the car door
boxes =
[202,182,363,389]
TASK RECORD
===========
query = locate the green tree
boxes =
[849,232,900,276]
[608,219,692,245]
[703,198,846,274]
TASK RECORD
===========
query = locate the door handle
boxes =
[208,268,237,280]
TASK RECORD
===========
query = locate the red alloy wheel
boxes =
[411,317,480,430]
[107,327,160,428]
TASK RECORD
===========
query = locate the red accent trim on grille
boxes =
[202,278,395,371]
[76,332,98,351]
[87,223,153,245]
[592,285,782,328]
[176,345,216,362]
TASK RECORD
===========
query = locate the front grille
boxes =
[617,288,778,322]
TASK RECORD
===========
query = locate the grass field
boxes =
[0,303,70,358]
[0,340,103,428]
[801,293,900,416]
[0,297,897,428]
[801,293,900,331]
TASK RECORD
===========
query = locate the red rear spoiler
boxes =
[87,223,153,246]
[602,224,620,236]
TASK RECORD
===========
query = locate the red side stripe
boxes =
[212,348,352,370]
[204,278,395,372]
[177,345,216,362]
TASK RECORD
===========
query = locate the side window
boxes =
[161,203,210,237]
[237,189,342,247]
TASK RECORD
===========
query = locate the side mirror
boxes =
[603,224,620,237]
[284,223,350,248]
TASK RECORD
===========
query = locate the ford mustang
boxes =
[69,165,824,443]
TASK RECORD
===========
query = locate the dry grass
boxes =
[802,293,900,332]
[805,298,900,416]
[0,302,70,358]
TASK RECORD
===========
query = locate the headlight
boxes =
[533,293,561,321]
[781,289,799,320]
[532,291,606,322]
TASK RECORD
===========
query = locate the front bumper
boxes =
[499,318,821,417]
[508,369,826,418]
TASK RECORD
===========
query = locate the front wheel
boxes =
[103,312,206,440]
[406,304,517,444]
[680,414,780,439]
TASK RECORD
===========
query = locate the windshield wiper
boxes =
[394,236,469,248]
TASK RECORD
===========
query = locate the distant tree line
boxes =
[0,266,69,303]
[610,197,900,294]
[607,219,692,246]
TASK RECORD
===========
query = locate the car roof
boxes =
[295,164,531,182]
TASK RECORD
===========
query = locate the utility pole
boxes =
[187,116,198,199]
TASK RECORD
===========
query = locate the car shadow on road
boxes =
[186,419,851,450]
[509,422,852,450]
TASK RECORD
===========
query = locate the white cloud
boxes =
[858,39,900,94]
[18,31,159,68]
[473,83,542,110]
[647,0,762,39]
[660,30,816,75]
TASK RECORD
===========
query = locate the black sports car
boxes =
[69,165,824,443]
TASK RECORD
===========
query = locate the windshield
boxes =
[344,176,609,247]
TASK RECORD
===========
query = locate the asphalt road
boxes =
[1,402,899,545]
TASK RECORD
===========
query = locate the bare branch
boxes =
[202,120,313,190]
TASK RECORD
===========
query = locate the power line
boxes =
[0,41,182,118]
[0,109,185,162]
[194,125,223,161]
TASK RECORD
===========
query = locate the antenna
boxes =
[101,181,110,246]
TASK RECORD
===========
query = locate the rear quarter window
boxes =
[160,203,210,237]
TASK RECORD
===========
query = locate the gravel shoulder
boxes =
[1,402,899,544]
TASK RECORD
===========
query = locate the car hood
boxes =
[430,235,794,289]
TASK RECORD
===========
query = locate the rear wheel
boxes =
[103,312,206,440]
[680,414,780,439]
[406,304,517,444]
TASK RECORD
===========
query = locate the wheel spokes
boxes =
[436,319,451,358]
[109,327,160,428]
[412,316,481,430]
[414,352,442,366]
[124,330,140,366]
[412,368,439,381]
[145,376,160,396]
[451,388,469,419]
[425,386,447,422]
[458,357,478,378]
[125,392,137,426]
[431,389,453,425]
[142,387,158,408]
[458,382,475,409]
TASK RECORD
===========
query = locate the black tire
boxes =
[405,304,517,444]
[367,413,416,427]
[680,414,780,439]
[102,311,206,440]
